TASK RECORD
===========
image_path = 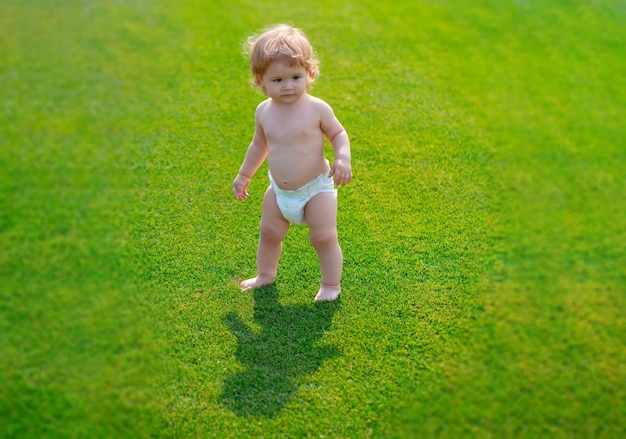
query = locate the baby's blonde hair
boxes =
[244,24,320,92]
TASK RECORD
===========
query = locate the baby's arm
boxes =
[320,102,352,186]
[233,106,268,200]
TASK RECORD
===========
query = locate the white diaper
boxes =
[268,171,337,225]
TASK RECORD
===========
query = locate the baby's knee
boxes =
[309,229,338,248]
[259,222,286,242]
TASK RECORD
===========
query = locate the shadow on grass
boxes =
[220,285,341,418]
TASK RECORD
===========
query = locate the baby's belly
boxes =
[269,157,329,190]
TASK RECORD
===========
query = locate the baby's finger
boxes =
[338,173,352,186]
[233,186,245,199]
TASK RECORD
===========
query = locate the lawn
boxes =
[1,0,624,437]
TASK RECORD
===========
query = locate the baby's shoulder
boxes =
[306,95,337,120]
[255,98,272,112]
[254,98,273,121]
[308,95,331,108]
[307,95,335,115]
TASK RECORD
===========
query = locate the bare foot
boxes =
[314,283,341,301]
[240,274,275,291]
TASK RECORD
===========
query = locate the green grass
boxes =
[1,0,624,437]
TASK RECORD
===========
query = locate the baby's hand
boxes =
[329,159,352,186]
[232,174,251,200]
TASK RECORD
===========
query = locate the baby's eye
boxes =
[293,75,302,80]
[273,78,282,83]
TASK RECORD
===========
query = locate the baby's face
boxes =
[259,59,308,104]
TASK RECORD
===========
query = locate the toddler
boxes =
[232,24,352,301]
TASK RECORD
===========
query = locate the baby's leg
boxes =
[305,192,342,301]
[240,187,289,291]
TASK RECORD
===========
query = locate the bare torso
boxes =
[258,94,330,190]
